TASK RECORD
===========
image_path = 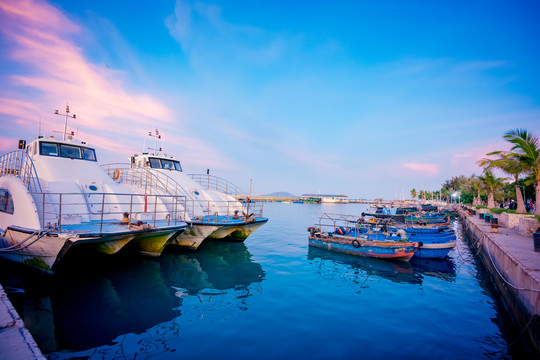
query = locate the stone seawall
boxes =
[460,210,540,353]
[0,284,45,359]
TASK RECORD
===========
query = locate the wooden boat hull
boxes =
[413,241,456,259]
[308,235,418,261]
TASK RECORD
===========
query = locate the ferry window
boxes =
[149,158,162,168]
[161,159,176,170]
[0,189,14,214]
[60,144,82,159]
[82,148,97,161]
[40,142,59,156]
[174,161,182,171]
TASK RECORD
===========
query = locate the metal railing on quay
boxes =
[30,191,188,233]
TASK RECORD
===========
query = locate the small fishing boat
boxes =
[307,213,418,261]
[359,219,456,259]
[0,118,187,273]
[361,206,416,222]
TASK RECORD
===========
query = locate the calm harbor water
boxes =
[0,203,534,359]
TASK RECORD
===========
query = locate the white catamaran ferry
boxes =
[0,110,187,273]
[101,130,268,250]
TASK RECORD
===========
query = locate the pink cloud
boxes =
[402,163,439,176]
[0,0,174,140]
[0,136,18,151]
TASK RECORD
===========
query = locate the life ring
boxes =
[352,239,360,248]
[113,169,120,180]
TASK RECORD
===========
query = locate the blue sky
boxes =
[1,0,539,199]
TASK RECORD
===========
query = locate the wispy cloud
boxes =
[402,163,439,176]
[0,0,231,169]
[0,0,169,146]
[0,136,18,151]
[166,0,289,69]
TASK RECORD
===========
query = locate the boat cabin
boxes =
[27,138,97,162]
[133,154,182,172]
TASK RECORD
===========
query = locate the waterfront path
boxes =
[460,210,540,352]
[0,284,45,360]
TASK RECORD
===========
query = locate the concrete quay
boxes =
[0,284,45,360]
[460,210,540,352]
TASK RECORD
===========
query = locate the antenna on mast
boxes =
[148,129,162,155]
[54,103,77,141]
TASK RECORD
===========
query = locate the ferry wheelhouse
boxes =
[0,137,187,273]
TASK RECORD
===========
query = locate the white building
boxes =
[301,194,348,203]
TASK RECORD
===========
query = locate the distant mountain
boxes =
[264,191,297,198]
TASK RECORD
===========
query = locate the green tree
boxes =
[478,171,507,209]
[410,188,417,200]
[478,152,528,213]
[504,129,540,215]
[470,176,483,206]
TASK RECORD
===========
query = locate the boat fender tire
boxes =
[352,239,360,248]
[113,169,120,180]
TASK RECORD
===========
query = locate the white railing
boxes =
[32,191,187,233]
[102,165,264,220]
[102,163,197,201]
[187,174,247,197]
[0,150,42,192]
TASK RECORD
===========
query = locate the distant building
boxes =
[301,194,348,203]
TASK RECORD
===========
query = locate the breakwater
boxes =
[460,209,540,353]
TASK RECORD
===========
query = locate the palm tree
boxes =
[470,176,483,206]
[504,129,540,215]
[478,152,527,213]
[410,188,417,200]
[440,187,450,204]
[478,171,506,209]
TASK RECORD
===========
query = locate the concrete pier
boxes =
[0,284,45,360]
[460,210,540,352]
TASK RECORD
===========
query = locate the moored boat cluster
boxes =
[0,119,268,274]
[308,207,457,261]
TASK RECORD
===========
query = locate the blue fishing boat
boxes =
[356,221,456,259]
[308,214,419,261]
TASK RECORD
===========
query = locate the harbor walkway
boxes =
[0,284,45,360]
[460,210,540,352]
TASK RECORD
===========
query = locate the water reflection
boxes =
[4,240,264,355]
[307,245,456,286]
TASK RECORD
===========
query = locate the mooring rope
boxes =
[0,231,48,252]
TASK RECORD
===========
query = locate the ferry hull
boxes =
[0,225,186,273]
[169,223,219,250]
[224,218,268,241]
[120,227,185,257]
[308,235,418,261]
[206,218,268,242]
[0,228,65,273]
